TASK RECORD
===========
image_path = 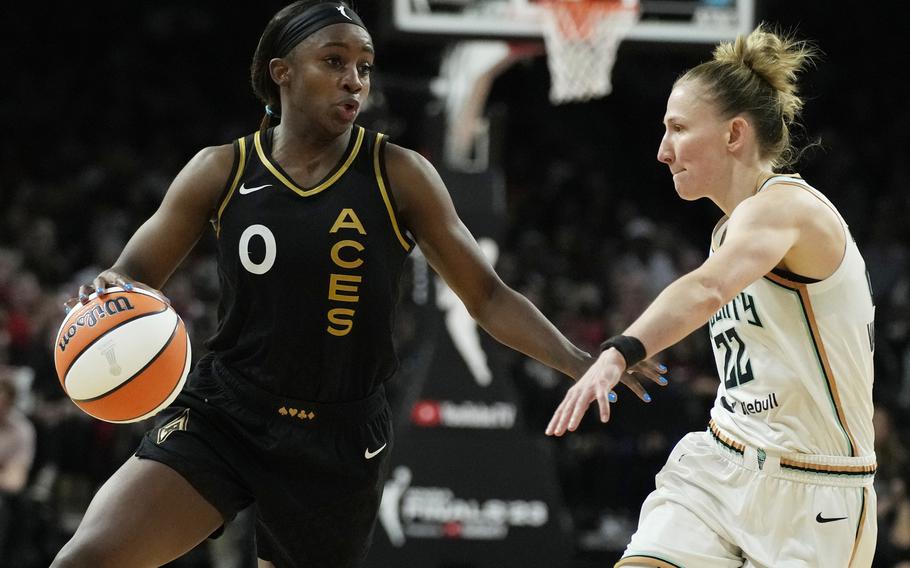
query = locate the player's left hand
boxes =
[545,350,668,436]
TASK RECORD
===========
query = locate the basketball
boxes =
[53,286,192,423]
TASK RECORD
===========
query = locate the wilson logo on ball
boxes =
[53,287,191,424]
[57,296,136,353]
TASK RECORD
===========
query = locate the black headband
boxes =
[274,3,367,57]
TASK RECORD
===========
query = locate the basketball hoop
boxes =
[538,0,640,104]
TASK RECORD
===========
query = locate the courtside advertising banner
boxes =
[367,168,572,568]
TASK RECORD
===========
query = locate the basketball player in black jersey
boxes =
[51,2,663,567]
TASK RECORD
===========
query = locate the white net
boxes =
[539,0,640,104]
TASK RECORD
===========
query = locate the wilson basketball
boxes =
[53,286,191,423]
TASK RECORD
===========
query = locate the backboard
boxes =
[392,0,754,44]
[390,0,756,171]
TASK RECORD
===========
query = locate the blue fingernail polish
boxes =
[79,294,88,304]
[644,393,652,403]
[98,287,105,295]
[659,376,668,385]
[63,304,71,314]
[659,364,668,372]
[124,283,133,291]
[608,392,617,403]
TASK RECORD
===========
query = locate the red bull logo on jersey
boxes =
[722,392,780,415]
[740,392,779,415]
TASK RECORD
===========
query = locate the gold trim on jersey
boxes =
[849,487,869,565]
[215,137,248,237]
[763,272,859,457]
[253,126,365,197]
[709,419,745,454]
[710,419,875,477]
[615,555,683,568]
[779,458,876,476]
[372,133,412,252]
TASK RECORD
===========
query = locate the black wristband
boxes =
[599,335,646,368]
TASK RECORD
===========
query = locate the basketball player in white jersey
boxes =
[546,24,876,567]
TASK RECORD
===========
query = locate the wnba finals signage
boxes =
[367,168,572,568]
[381,465,549,544]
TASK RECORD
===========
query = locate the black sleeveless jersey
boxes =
[206,126,414,402]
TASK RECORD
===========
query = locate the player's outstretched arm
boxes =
[385,143,590,379]
[546,189,807,436]
[385,143,665,402]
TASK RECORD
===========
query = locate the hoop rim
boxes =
[537,0,640,40]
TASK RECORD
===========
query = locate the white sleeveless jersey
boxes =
[707,175,876,459]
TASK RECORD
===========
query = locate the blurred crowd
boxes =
[3,2,909,567]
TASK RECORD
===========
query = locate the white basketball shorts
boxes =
[616,427,877,568]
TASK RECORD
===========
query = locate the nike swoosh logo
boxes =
[364,443,387,460]
[816,513,847,523]
[238,183,271,195]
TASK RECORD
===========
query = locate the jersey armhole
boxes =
[766,180,848,284]
[373,134,414,252]
[211,136,248,237]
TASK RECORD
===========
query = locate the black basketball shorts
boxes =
[135,354,394,568]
